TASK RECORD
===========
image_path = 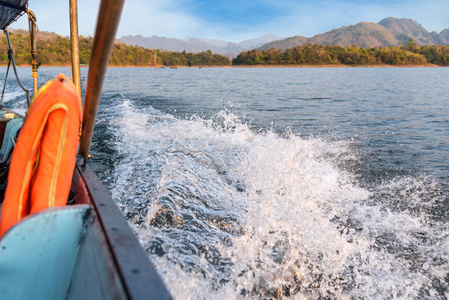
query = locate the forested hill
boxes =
[233,42,449,66]
[1,30,448,67]
[0,30,231,66]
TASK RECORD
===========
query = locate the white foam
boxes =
[0,88,27,114]
[107,99,449,299]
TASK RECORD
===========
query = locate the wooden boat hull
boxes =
[0,156,171,299]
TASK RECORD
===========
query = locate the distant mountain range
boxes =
[260,17,449,50]
[119,33,283,57]
[119,17,449,56]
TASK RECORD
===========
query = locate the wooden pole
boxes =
[78,0,124,163]
[69,0,81,97]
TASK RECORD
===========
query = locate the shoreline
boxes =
[214,63,441,68]
[0,63,442,68]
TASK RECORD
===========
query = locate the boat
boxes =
[0,0,171,299]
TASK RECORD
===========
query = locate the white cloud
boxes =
[119,0,449,41]
[253,0,449,39]
[116,0,204,38]
[9,0,99,37]
[6,0,449,42]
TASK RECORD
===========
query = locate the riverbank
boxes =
[0,63,442,68]
[96,63,443,68]
[217,63,441,68]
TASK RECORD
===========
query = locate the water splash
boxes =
[0,88,27,114]
[101,98,448,299]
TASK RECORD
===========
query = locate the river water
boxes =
[3,66,449,299]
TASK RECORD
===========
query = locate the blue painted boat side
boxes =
[0,120,171,300]
[67,203,127,300]
[76,159,172,300]
[0,205,90,300]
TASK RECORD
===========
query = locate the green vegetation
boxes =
[0,32,231,66]
[233,42,449,66]
[402,39,449,65]
[1,31,448,67]
[109,44,230,66]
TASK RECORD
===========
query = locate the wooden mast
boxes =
[78,0,125,163]
[69,0,81,97]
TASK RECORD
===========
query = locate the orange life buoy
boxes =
[0,74,82,237]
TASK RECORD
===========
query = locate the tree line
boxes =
[0,32,448,67]
[402,40,449,65]
[233,41,449,66]
[0,32,231,66]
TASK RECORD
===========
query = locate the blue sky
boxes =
[9,0,449,42]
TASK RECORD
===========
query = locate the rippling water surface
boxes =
[3,67,449,299]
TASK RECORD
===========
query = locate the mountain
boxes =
[378,17,438,45]
[188,38,229,48]
[260,35,310,51]
[236,33,284,49]
[118,34,283,57]
[119,35,224,53]
[118,18,448,55]
[440,29,449,44]
[310,22,397,48]
[259,17,449,50]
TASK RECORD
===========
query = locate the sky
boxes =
[9,0,449,43]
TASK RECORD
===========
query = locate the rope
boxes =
[0,10,39,109]
[4,29,30,107]
[0,50,12,108]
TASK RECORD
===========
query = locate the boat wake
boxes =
[93,96,449,299]
[1,87,28,115]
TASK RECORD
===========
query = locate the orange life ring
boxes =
[0,74,82,237]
